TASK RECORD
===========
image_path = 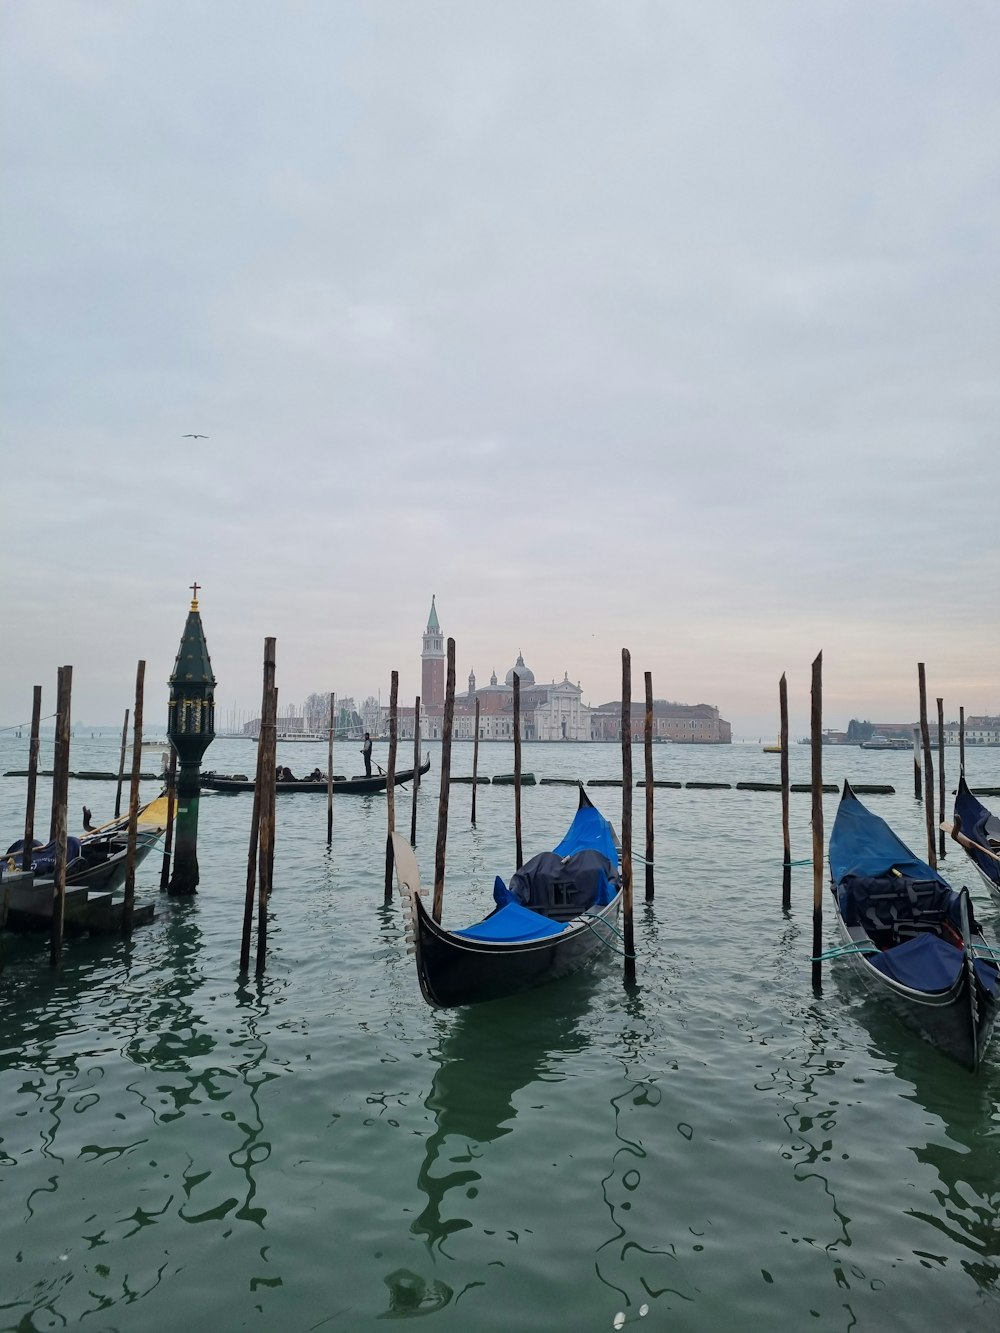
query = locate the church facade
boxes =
[395,599,590,741]
[395,599,729,743]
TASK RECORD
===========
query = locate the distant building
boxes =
[590,700,731,744]
[397,599,730,743]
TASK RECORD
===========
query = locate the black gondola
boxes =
[948,774,1000,905]
[5,793,167,894]
[201,757,430,794]
[391,786,622,1008]
[828,781,999,1071]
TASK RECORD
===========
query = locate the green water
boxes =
[2,738,999,1331]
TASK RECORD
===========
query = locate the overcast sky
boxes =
[2,2,998,736]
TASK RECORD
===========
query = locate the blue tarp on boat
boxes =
[955,778,1000,886]
[829,788,948,885]
[454,902,568,943]
[869,933,964,990]
[553,803,619,866]
[867,933,999,994]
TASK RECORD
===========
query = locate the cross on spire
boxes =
[190,581,201,610]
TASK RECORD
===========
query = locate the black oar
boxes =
[376,761,408,792]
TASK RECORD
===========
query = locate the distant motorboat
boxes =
[860,737,911,751]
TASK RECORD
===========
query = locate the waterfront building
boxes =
[590,699,732,744]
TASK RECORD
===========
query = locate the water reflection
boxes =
[411,976,594,1256]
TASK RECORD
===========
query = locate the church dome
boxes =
[505,652,535,687]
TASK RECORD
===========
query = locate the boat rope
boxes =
[580,911,636,960]
[0,713,58,734]
[811,942,878,962]
[780,858,813,867]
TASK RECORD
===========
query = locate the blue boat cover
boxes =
[553,802,620,865]
[829,789,948,885]
[4,836,83,875]
[454,902,568,943]
[955,779,1000,886]
[867,934,998,994]
[869,933,964,990]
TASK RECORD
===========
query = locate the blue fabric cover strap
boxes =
[454,902,568,943]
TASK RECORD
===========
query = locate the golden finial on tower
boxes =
[190,581,200,611]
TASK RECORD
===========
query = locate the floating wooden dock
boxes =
[492,772,536,786]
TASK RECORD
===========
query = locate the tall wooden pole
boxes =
[114,708,129,820]
[913,726,922,801]
[122,660,145,935]
[326,691,335,846]
[959,706,966,773]
[621,650,635,985]
[160,747,177,890]
[432,639,456,923]
[937,697,946,861]
[241,638,274,973]
[410,695,420,846]
[49,666,72,968]
[643,671,654,901]
[780,673,791,910]
[810,652,823,991]
[21,685,42,872]
[257,677,278,974]
[471,697,480,825]
[513,673,523,869]
[917,663,937,870]
[384,671,399,903]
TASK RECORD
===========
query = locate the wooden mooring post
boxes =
[810,652,823,992]
[621,650,636,985]
[49,665,72,968]
[513,673,523,869]
[410,695,420,846]
[917,663,936,870]
[240,638,275,973]
[471,697,480,825]
[384,671,399,904]
[114,707,129,820]
[257,675,278,975]
[21,685,42,873]
[643,671,654,901]
[780,673,791,911]
[937,697,946,861]
[913,726,922,801]
[160,747,177,890]
[432,638,456,924]
[122,659,145,935]
[959,706,966,773]
[327,692,335,847]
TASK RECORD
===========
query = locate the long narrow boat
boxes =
[391,786,622,1008]
[201,757,430,794]
[828,781,999,1071]
[948,774,1000,904]
[5,793,168,894]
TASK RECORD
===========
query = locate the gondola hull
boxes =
[829,781,999,1071]
[201,757,430,794]
[409,888,622,1008]
[828,898,995,1072]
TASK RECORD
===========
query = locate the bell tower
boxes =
[421,595,445,709]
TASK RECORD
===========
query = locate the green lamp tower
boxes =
[167,583,216,895]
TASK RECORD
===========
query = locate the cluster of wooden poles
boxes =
[14,662,178,967]
[777,656,971,990]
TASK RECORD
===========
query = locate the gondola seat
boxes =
[837,873,966,947]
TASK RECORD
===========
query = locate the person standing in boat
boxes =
[361,732,373,777]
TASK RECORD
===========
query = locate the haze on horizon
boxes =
[2,2,998,739]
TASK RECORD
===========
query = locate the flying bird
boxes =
[183,433,209,439]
